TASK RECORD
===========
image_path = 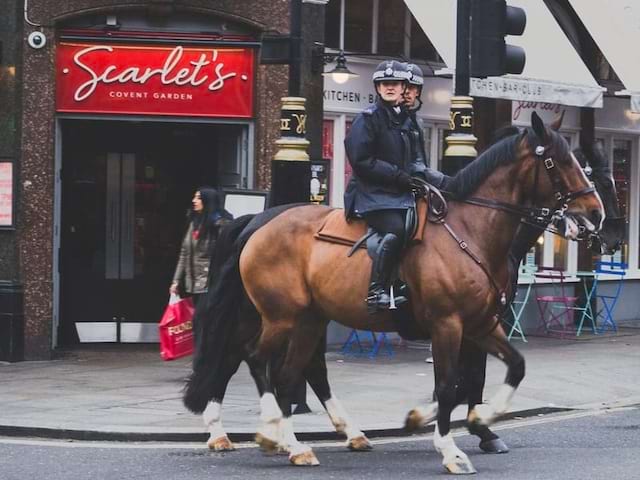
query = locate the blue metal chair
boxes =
[506,263,537,342]
[595,261,627,333]
[341,329,394,357]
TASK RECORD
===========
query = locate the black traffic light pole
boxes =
[443,0,478,176]
[444,0,526,175]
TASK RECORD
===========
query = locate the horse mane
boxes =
[447,132,522,198]
[447,127,571,199]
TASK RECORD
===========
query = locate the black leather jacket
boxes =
[407,107,448,190]
[344,100,416,217]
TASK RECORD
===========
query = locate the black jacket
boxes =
[407,108,448,190]
[344,100,415,217]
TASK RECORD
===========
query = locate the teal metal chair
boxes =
[506,263,537,342]
[595,261,627,333]
[570,270,599,336]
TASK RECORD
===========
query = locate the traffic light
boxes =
[470,0,526,78]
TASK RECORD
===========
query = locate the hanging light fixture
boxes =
[322,51,359,84]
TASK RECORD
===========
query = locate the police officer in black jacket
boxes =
[404,63,449,190]
[344,60,422,313]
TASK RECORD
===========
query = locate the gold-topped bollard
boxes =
[270,97,312,206]
[444,96,478,158]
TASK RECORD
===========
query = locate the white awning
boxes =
[405,0,604,108]
[568,1,640,112]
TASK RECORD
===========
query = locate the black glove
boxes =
[395,170,413,191]
[410,176,428,197]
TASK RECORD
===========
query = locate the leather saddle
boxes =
[314,197,429,255]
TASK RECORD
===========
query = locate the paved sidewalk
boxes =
[1,330,640,441]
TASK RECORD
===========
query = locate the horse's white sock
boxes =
[325,395,364,440]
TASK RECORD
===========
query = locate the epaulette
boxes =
[363,104,378,116]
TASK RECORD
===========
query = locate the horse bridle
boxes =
[581,161,626,246]
[416,138,598,312]
[461,142,596,229]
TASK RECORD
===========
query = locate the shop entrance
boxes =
[57,120,249,345]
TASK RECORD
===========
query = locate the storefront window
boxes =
[0,2,17,157]
[377,0,405,56]
[550,134,575,270]
[612,139,631,264]
[322,120,334,161]
[345,0,373,52]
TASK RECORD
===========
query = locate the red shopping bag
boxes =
[159,295,195,361]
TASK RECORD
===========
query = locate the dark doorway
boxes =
[58,120,246,345]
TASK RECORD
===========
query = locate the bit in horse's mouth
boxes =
[575,215,597,234]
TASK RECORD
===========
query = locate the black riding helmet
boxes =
[372,60,412,86]
[406,63,424,93]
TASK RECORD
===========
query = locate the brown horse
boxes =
[236,113,604,473]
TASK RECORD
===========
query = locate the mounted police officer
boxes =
[344,60,419,313]
[404,63,448,190]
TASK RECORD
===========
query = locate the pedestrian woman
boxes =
[169,187,233,310]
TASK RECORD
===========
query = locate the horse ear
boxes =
[549,110,565,131]
[531,111,548,143]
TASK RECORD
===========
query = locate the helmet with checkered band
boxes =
[372,60,411,85]
[406,63,424,89]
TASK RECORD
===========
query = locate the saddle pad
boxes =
[314,197,429,248]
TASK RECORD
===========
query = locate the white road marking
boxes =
[0,405,636,450]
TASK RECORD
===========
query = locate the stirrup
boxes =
[366,287,390,314]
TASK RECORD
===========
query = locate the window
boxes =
[322,119,334,161]
[612,139,631,264]
[344,0,373,52]
[323,0,442,64]
[377,0,405,56]
[325,0,341,49]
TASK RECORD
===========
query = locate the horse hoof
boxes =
[207,435,235,451]
[347,435,373,451]
[479,438,509,454]
[444,458,477,475]
[405,409,425,432]
[289,450,320,466]
[255,432,279,453]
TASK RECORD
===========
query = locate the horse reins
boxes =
[421,140,596,313]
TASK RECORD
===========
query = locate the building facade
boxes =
[320,0,640,341]
[1,0,325,360]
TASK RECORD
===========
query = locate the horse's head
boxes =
[524,112,604,240]
[574,144,625,254]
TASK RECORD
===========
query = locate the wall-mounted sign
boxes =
[511,101,579,128]
[0,162,14,228]
[56,42,255,117]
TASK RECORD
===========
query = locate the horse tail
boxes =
[183,204,304,414]
[183,214,255,414]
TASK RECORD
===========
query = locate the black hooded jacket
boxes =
[344,99,416,217]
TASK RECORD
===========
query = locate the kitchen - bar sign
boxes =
[56,42,255,117]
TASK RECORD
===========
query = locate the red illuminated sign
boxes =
[56,42,255,117]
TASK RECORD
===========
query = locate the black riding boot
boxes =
[366,233,407,314]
